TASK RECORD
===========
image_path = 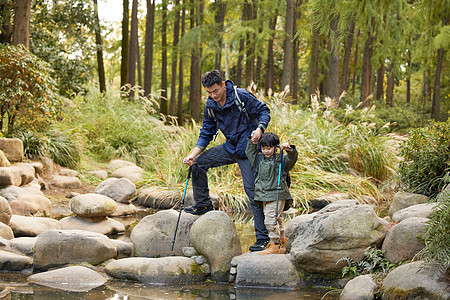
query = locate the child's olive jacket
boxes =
[245,138,298,202]
[195,80,271,158]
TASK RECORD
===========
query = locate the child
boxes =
[246,132,298,254]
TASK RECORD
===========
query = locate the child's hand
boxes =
[280,143,292,151]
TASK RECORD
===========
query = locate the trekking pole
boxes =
[274,148,283,225]
[171,166,192,251]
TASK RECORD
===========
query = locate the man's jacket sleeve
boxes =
[239,89,271,131]
[195,106,218,150]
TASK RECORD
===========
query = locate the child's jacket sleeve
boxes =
[245,137,258,167]
[284,145,298,172]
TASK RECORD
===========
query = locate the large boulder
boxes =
[381,217,428,264]
[50,175,82,189]
[0,196,12,224]
[381,261,450,300]
[94,177,136,203]
[60,215,125,235]
[190,211,242,282]
[340,274,377,300]
[0,250,33,271]
[388,192,429,218]
[105,257,206,284]
[9,215,62,237]
[130,209,199,257]
[233,253,305,289]
[0,185,45,201]
[392,202,438,222]
[0,138,23,162]
[8,237,37,256]
[33,229,117,270]
[0,167,22,187]
[28,266,107,292]
[10,194,52,217]
[111,165,145,183]
[69,193,118,218]
[289,202,388,274]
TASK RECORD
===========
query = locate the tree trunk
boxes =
[280,0,295,92]
[137,35,142,88]
[0,1,13,44]
[144,0,155,96]
[375,60,384,101]
[351,30,360,96]
[245,0,257,87]
[214,0,226,71]
[93,0,106,93]
[291,0,302,104]
[326,16,340,105]
[128,0,138,99]
[177,3,186,125]
[265,14,277,94]
[189,0,202,122]
[308,24,320,99]
[160,0,168,116]
[169,0,180,116]
[12,0,31,48]
[431,12,447,121]
[385,62,394,107]
[340,18,354,93]
[236,0,247,87]
[121,0,129,88]
[360,18,375,106]
[406,49,411,105]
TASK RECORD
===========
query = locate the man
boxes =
[182,70,271,251]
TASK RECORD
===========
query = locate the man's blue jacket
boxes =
[195,80,271,158]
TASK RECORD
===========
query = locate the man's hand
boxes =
[251,127,263,144]
[182,147,202,166]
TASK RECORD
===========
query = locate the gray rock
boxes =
[69,193,118,218]
[0,222,13,239]
[111,165,145,183]
[381,261,450,300]
[8,237,37,256]
[110,202,137,216]
[9,199,40,216]
[110,239,134,258]
[388,192,429,218]
[66,191,80,198]
[130,209,199,257]
[0,196,12,224]
[392,203,438,222]
[184,191,221,210]
[289,204,388,274]
[94,177,136,203]
[12,194,52,217]
[0,249,33,271]
[182,246,198,257]
[50,175,82,189]
[107,159,136,171]
[41,156,54,175]
[33,229,117,270]
[382,217,428,264]
[0,167,22,187]
[28,266,107,292]
[284,212,316,239]
[0,185,44,201]
[234,253,305,289]
[190,211,242,282]
[59,216,125,235]
[29,162,43,175]
[105,257,206,284]
[59,168,78,177]
[9,215,62,237]
[88,170,108,180]
[0,150,10,167]
[340,274,376,300]
[308,192,352,211]
[195,256,206,265]
[11,163,35,186]
[0,138,23,162]
[137,188,180,209]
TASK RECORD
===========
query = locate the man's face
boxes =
[205,82,226,104]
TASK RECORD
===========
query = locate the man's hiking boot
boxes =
[259,242,280,255]
[249,239,270,251]
[184,204,214,215]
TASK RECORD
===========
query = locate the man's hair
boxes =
[260,132,280,148]
[201,70,223,87]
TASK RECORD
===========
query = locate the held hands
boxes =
[280,143,292,152]
[251,127,263,144]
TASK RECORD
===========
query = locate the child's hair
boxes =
[260,132,280,147]
[201,70,222,87]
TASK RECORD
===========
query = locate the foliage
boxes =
[415,187,450,275]
[338,247,397,279]
[399,120,450,197]
[0,44,60,135]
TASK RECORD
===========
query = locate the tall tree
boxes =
[177,3,186,125]
[351,30,360,95]
[189,0,203,122]
[326,16,340,104]
[121,0,129,88]
[360,17,375,106]
[245,0,257,86]
[0,1,13,44]
[265,13,278,94]
[169,0,181,116]
[12,0,31,48]
[93,0,106,93]
[128,0,139,99]
[385,62,395,106]
[214,0,226,70]
[340,18,355,93]
[308,23,320,98]
[280,0,295,92]
[160,0,168,116]
[144,0,155,96]
[375,59,385,101]
[235,0,247,87]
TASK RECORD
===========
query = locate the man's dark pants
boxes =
[192,145,268,241]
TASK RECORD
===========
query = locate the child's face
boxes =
[261,145,275,158]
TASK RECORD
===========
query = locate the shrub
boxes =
[0,44,60,135]
[399,120,450,197]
